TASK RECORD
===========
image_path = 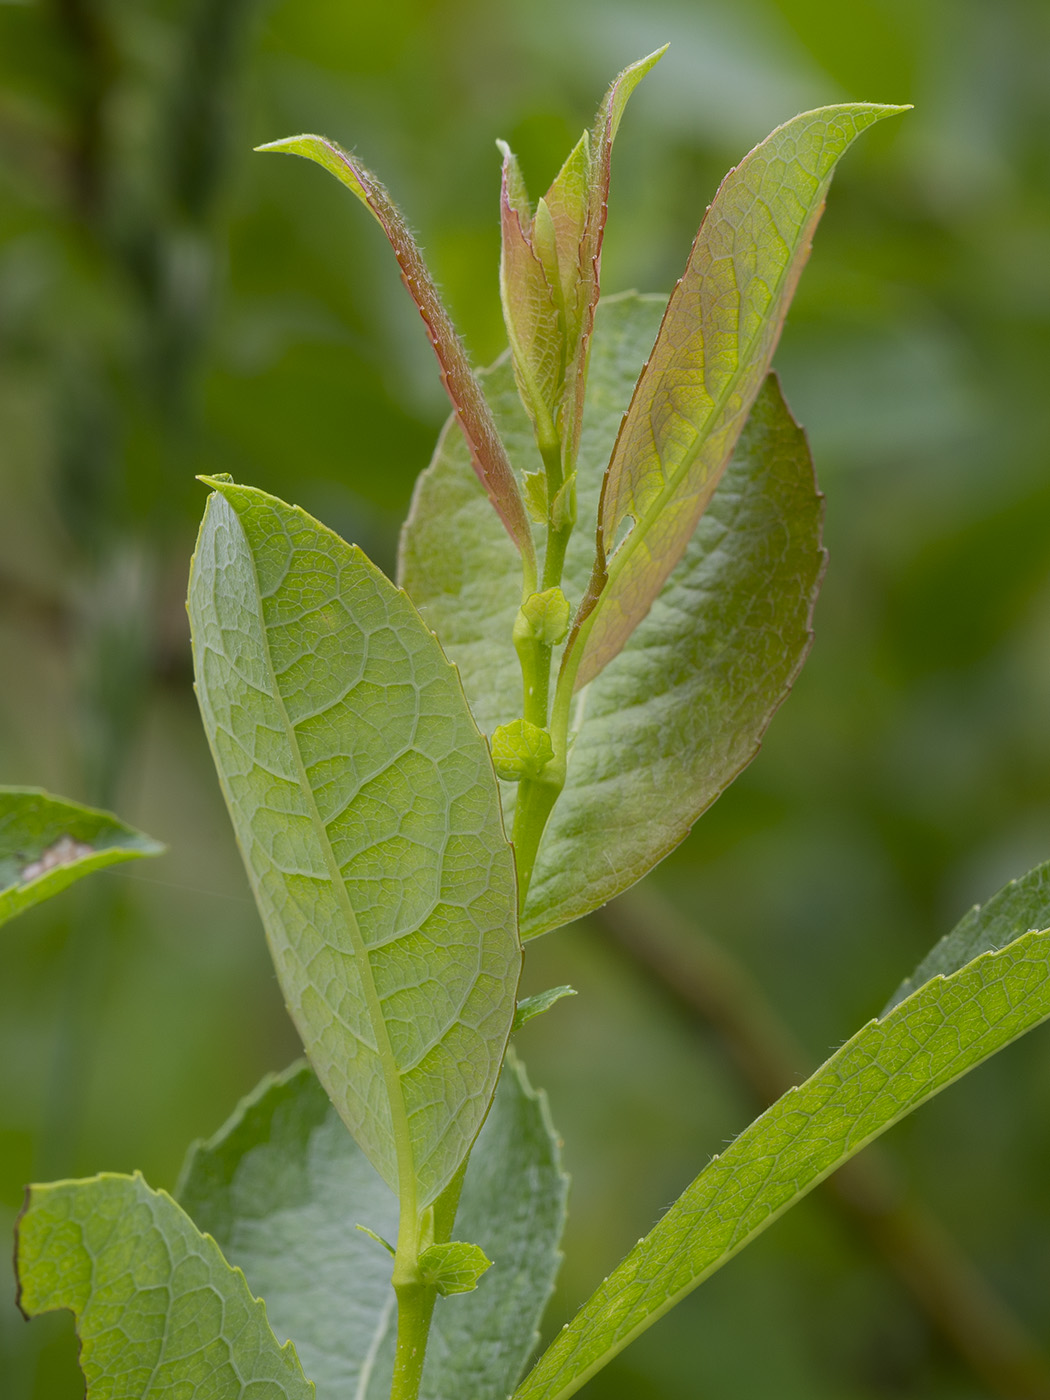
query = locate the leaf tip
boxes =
[254,133,322,155]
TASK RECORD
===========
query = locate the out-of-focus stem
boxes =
[595,886,1050,1400]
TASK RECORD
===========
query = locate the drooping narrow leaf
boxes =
[178,1053,568,1400]
[885,860,1050,1012]
[0,786,163,927]
[187,481,520,1210]
[257,134,536,577]
[513,921,1050,1400]
[564,103,908,691]
[399,294,825,937]
[16,1172,314,1398]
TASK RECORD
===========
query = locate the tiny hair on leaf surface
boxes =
[0,786,163,927]
[177,1052,568,1400]
[513,889,1050,1400]
[15,1172,315,1398]
[187,478,521,1214]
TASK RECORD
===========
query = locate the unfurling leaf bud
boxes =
[418,1240,493,1296]
[514,588,571,648]
[490,719,555,781]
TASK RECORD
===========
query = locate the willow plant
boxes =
[12,50,1050,1400]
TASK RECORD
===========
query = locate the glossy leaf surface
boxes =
[514,921,1050,1400]
[258,134,535,574]
[566,104,906,690]
[188,481,520,1207]
[178,1054,568,1400]
[399,295,824,937]
[0,786,162,927]
[16,1173,314,1398]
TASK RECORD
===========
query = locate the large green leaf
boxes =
[513,917,1050,1400]
[187,481,520,1210]
[0,786,163,927]
[399,295,824,937]
[178,1053,568,1400]
[16,1172,314,1398]
[886,859,1050,1011]
[565,103,907,691]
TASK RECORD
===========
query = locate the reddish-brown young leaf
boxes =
[258,134,536,578]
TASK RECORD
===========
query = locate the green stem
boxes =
[516,633,552,728]
[511,765,563,906]
[542,519,572,591]
[388,1161,467,1400]
[508,428,575,905]
[390,1280,438,1400]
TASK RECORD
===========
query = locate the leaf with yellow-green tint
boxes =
[515,908,1050,1400]
[187,480,520,1211]
[16,1172,315,1398]
[0,787,163,928]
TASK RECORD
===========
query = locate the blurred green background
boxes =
[4,0,1050,1395]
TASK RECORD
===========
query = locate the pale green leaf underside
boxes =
[886,859,1050,1012]
[514,921,1050,1400]
[0,786,163,927]
[177,1053,568,1400]
[573,103,906,688]
[188,482,519,1207]
[16,1172,314,1398]
[399,294,824,937]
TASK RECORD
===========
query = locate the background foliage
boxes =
[4,1,1050,1395]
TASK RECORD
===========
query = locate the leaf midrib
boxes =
[232,502,418,1213]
